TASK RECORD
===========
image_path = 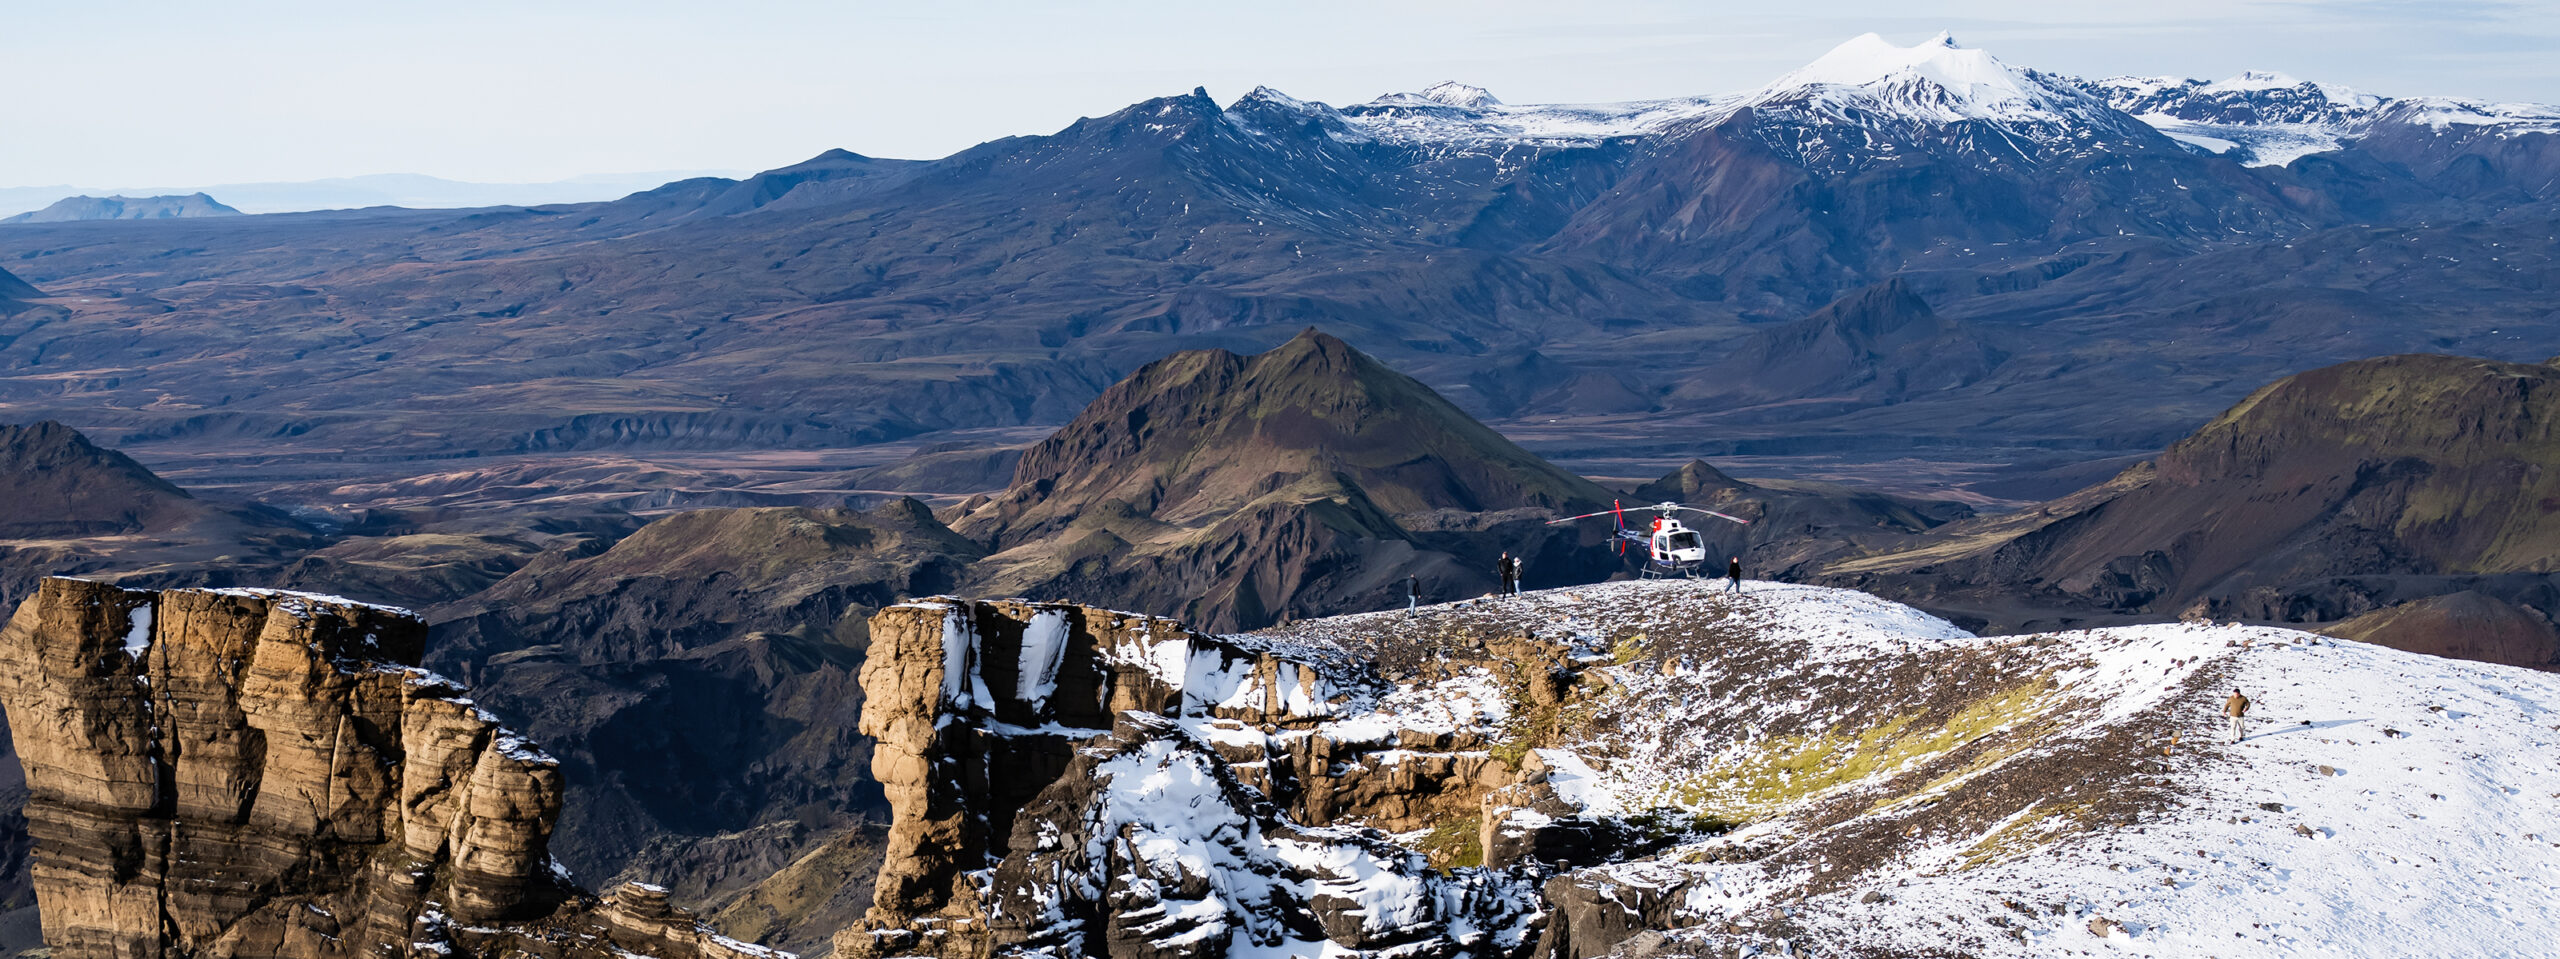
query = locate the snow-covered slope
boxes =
[1741,32,2150,136]
[1236,32,2560,176]
[1242,580,2560,957]
[2081,72,2376,166]
[1251,33,2172,167]
[2084,71,2560,167]
[1318,87,1727,149]
[848,580,2560,956]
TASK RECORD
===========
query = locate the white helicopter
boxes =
[1545,500,1751,578]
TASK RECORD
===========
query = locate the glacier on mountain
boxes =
[1225,31,2560,173]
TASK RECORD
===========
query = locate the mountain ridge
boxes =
[2,31,2556,513]
[1,193,240,223]
[952,328,1622,630]
[0,267,40,301]
[1826,352,2560,640]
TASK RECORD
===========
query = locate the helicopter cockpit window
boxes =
[1667,531,1703,552]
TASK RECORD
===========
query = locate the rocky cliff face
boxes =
[837,598,1545,959]
[0,577,775,959]
[421,501,981,954]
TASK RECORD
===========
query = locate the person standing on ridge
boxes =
[2224,689,2251,742]
[1496,552,1519,596]
[1724,556,1743,595]
[1406,574,1421,614]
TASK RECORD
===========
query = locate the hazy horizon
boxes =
[0,169,756,218]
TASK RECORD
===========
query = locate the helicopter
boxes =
[1545,500,1751,578]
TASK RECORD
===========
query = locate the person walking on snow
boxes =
[1496,552,1520,596]
[2224,689,2250,742]
[1724,556,1743,595]
[1406,574,1420,613]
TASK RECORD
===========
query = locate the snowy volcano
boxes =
[1745,31,2127,129]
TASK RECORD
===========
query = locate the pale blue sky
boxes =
[7,0,2558,188]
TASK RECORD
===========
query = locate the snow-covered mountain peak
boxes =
[1335,84,1729,148]
[1756,31,2063,121]
[1233,84,1321,113]
[2203,70,2378,107]
[2381,95,2560,133]
[1722,31,2163,169]
[1418,81,1501,109]
[2211,69,2303,91]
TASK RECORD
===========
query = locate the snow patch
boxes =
[201,586,417,619]
[491,732,557,767]
[939,606,974,710]
[1016,609,1072,712]
[121,604,153,661]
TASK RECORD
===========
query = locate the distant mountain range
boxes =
[1,32,2556,508]
[1,193,240,223]
[0,169,751,217]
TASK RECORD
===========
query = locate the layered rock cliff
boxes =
[837,598,1545,959]
[0,577,778,959]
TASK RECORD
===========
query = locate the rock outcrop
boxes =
[836,598,1542,959]
[421,501,981,955]
[0,577,779,959]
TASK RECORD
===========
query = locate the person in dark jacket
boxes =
[1724,556,1743,594]
[1406,574,1421,613]
[1497,552,1519,595]
[2225,689,2250,742]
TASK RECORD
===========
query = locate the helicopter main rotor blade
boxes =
[1666,505,1752,525]
[1543,509,1626,525]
